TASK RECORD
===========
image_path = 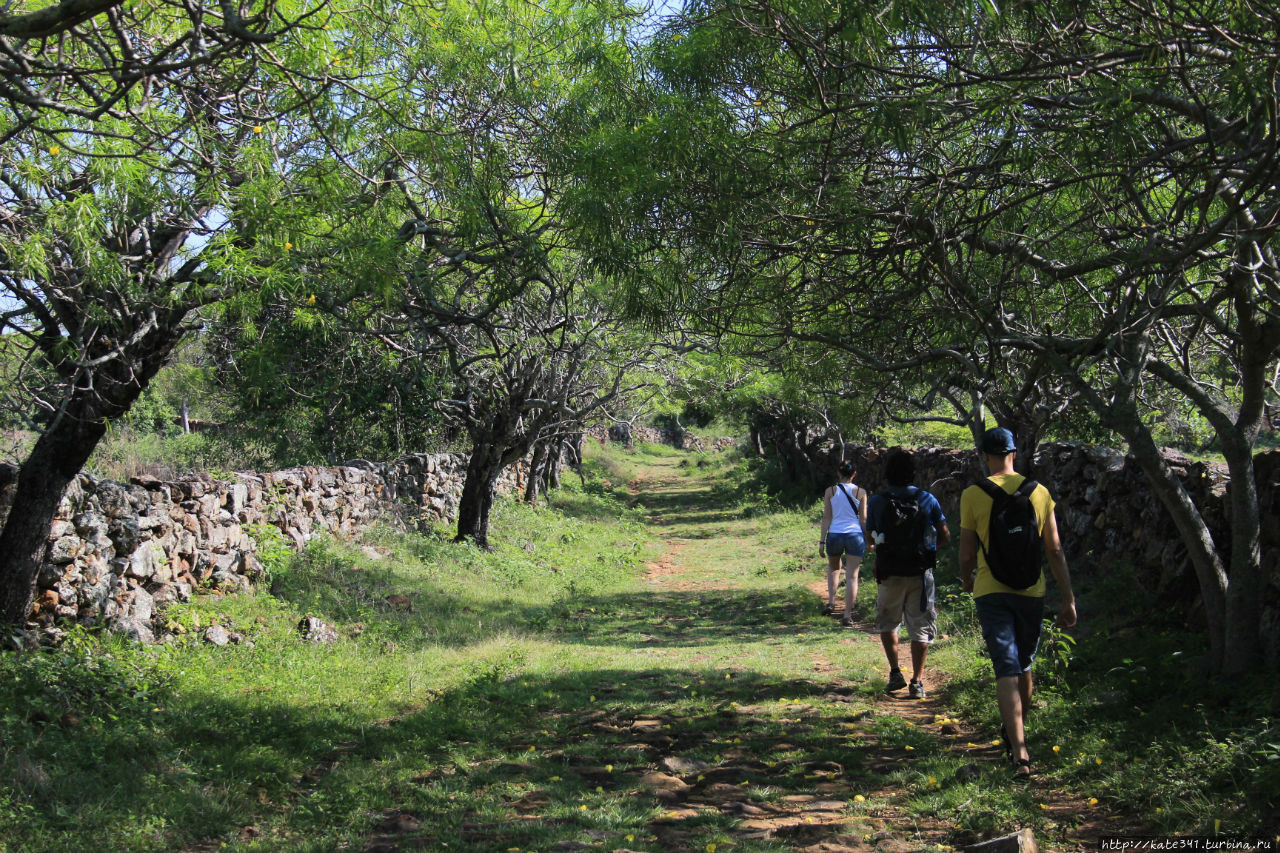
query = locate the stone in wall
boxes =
[0,449,535,644]
[821,442,1279,666]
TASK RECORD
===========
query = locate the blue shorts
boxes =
[974,593,1045,679]
[826,532,866,559]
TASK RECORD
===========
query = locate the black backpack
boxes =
[875,488,934,576]
[974,477,1043,590]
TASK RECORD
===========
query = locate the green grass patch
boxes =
[3,441,1274,851]
[935,559,1280,842]
[0,474,657,852]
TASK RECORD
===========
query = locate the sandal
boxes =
[1012,757,1033,779]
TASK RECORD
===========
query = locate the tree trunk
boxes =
[1221,438,1263,676]
[968,397,986,451]
[1218,275,1273,675]
[570,434,587,488]
[547,439,564,490]
[524,442,548,504]
[1122,424,1229,671]
[0,318,185,626]
[0,414,107,624]
[455,444,504,548]
[1011,422,1040,478]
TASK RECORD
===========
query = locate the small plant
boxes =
[1036,617,1077,683]
[245,522,293,589]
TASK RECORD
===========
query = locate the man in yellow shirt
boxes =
[959,428,1077,779]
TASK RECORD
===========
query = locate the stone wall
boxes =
[5,438,1277,661]
[589,424,738,451]
[0,453,527,643]
[827,442,1280,665]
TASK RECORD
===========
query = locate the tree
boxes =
[207,299,456,464]
[240,0,659,546]
[391,240,644,546]
[0,0,309,143]
[0,0,328,624]
[873,0,1280,674]
[616,0,1280,672]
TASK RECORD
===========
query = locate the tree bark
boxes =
[1221,438,1263,676]
[547,438,565,490]
[524,442,548,504]
[455,443,503,549]
[0,414,107,624]
[1121,423,1229,671]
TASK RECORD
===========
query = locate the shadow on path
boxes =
[351,451,1138,853]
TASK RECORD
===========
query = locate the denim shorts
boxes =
[826,531,866,559]
[975,593,1045,679]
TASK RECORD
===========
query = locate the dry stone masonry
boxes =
[827,442,1247,594]
[3,437,1277,664]
[831,442,1280,666]
[0,453,527,643]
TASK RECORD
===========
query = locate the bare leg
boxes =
[880,631,899,669]
[910,640,929,684]
[1019,670,1033,726]
[997,675,1031,773]
[843,556,862,621]
[825,553,843,608]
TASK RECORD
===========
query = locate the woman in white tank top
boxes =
[819,460,869,626]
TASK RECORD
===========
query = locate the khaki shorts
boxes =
[875,574,937,643]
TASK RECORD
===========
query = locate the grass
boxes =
[1,441,1276,851]
[1,465,658,852]
[941,568,1280,837]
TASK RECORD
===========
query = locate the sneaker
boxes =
[885,669,907,692]
[909,680,927,699]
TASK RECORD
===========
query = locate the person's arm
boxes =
[1043,509,1076,628]
[858,487,872,551]
[929,495,951,547]
[819,489,832,557]
[958,527,978,593]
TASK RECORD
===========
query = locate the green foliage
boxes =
[85,429,288,481]
[207,304,454,464]
[117,384,180,436]
[1,628,167,725]
[1035,618,1078,686]
[245,523,293,587]
[875,418,976,450]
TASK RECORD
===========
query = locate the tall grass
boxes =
[0,470,656,852]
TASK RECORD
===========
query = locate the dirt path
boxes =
[621,456,1136,851]
[620,463,958,851]
[358,451,1135,852]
